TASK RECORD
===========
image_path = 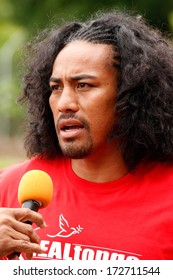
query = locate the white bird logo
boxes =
[47,214,83,238]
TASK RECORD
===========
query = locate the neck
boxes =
[71,144,128,183]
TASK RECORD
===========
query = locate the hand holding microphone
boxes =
[0,170,53,260]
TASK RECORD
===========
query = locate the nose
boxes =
[57,86,79,113]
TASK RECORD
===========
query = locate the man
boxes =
[0,10,173,260]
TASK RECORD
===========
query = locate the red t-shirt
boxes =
[0,156,173,260]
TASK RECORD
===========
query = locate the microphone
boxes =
[18,169,54,211]
[8,170,53,259]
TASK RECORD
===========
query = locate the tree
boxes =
[0,0,173,137]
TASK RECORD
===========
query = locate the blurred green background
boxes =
[0,0,173,169]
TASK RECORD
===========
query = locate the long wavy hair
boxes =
[19,10,173,171]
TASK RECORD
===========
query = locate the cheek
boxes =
[49,94,53,108]
[49,95,56,112]
[49,95,57,121]
[88,105,115,137]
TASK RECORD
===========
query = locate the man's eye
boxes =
[77,83,91,88]
[50,85,61,92]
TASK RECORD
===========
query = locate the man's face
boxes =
[49,40,119,159]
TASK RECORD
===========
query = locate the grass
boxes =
[0,136,26,170]
[0,156,25,170]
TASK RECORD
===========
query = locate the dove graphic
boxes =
[47,214,83,238]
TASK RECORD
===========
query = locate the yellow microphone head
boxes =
[18,170,53,208]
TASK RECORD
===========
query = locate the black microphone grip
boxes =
[7,200,41,259]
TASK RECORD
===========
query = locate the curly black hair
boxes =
[19,10,173,171]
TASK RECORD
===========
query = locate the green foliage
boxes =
[2,0,173,32]
[0,156,24,169]
[0,0,173,137]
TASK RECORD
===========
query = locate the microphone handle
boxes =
[8,200,41,259]
[22,200,41,211]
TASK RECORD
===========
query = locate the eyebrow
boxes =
[49,74,97,83]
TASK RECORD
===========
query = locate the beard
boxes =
[56,113,117,159]
[58,126,117,159]
[56,113,94,159]
[59,136,93,159]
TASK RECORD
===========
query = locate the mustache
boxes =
[57,113,90,129]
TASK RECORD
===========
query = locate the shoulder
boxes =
[0,160,31,185]
[135,161,173,186]
[0,156,66,189]
[0,159,31,207]
[0,156,66,207]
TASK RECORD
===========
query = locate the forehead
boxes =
[53,40,114,72]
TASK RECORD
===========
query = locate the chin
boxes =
[61,146,93,159]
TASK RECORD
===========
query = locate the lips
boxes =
[58,118,84,138]
[59,118,84,130]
